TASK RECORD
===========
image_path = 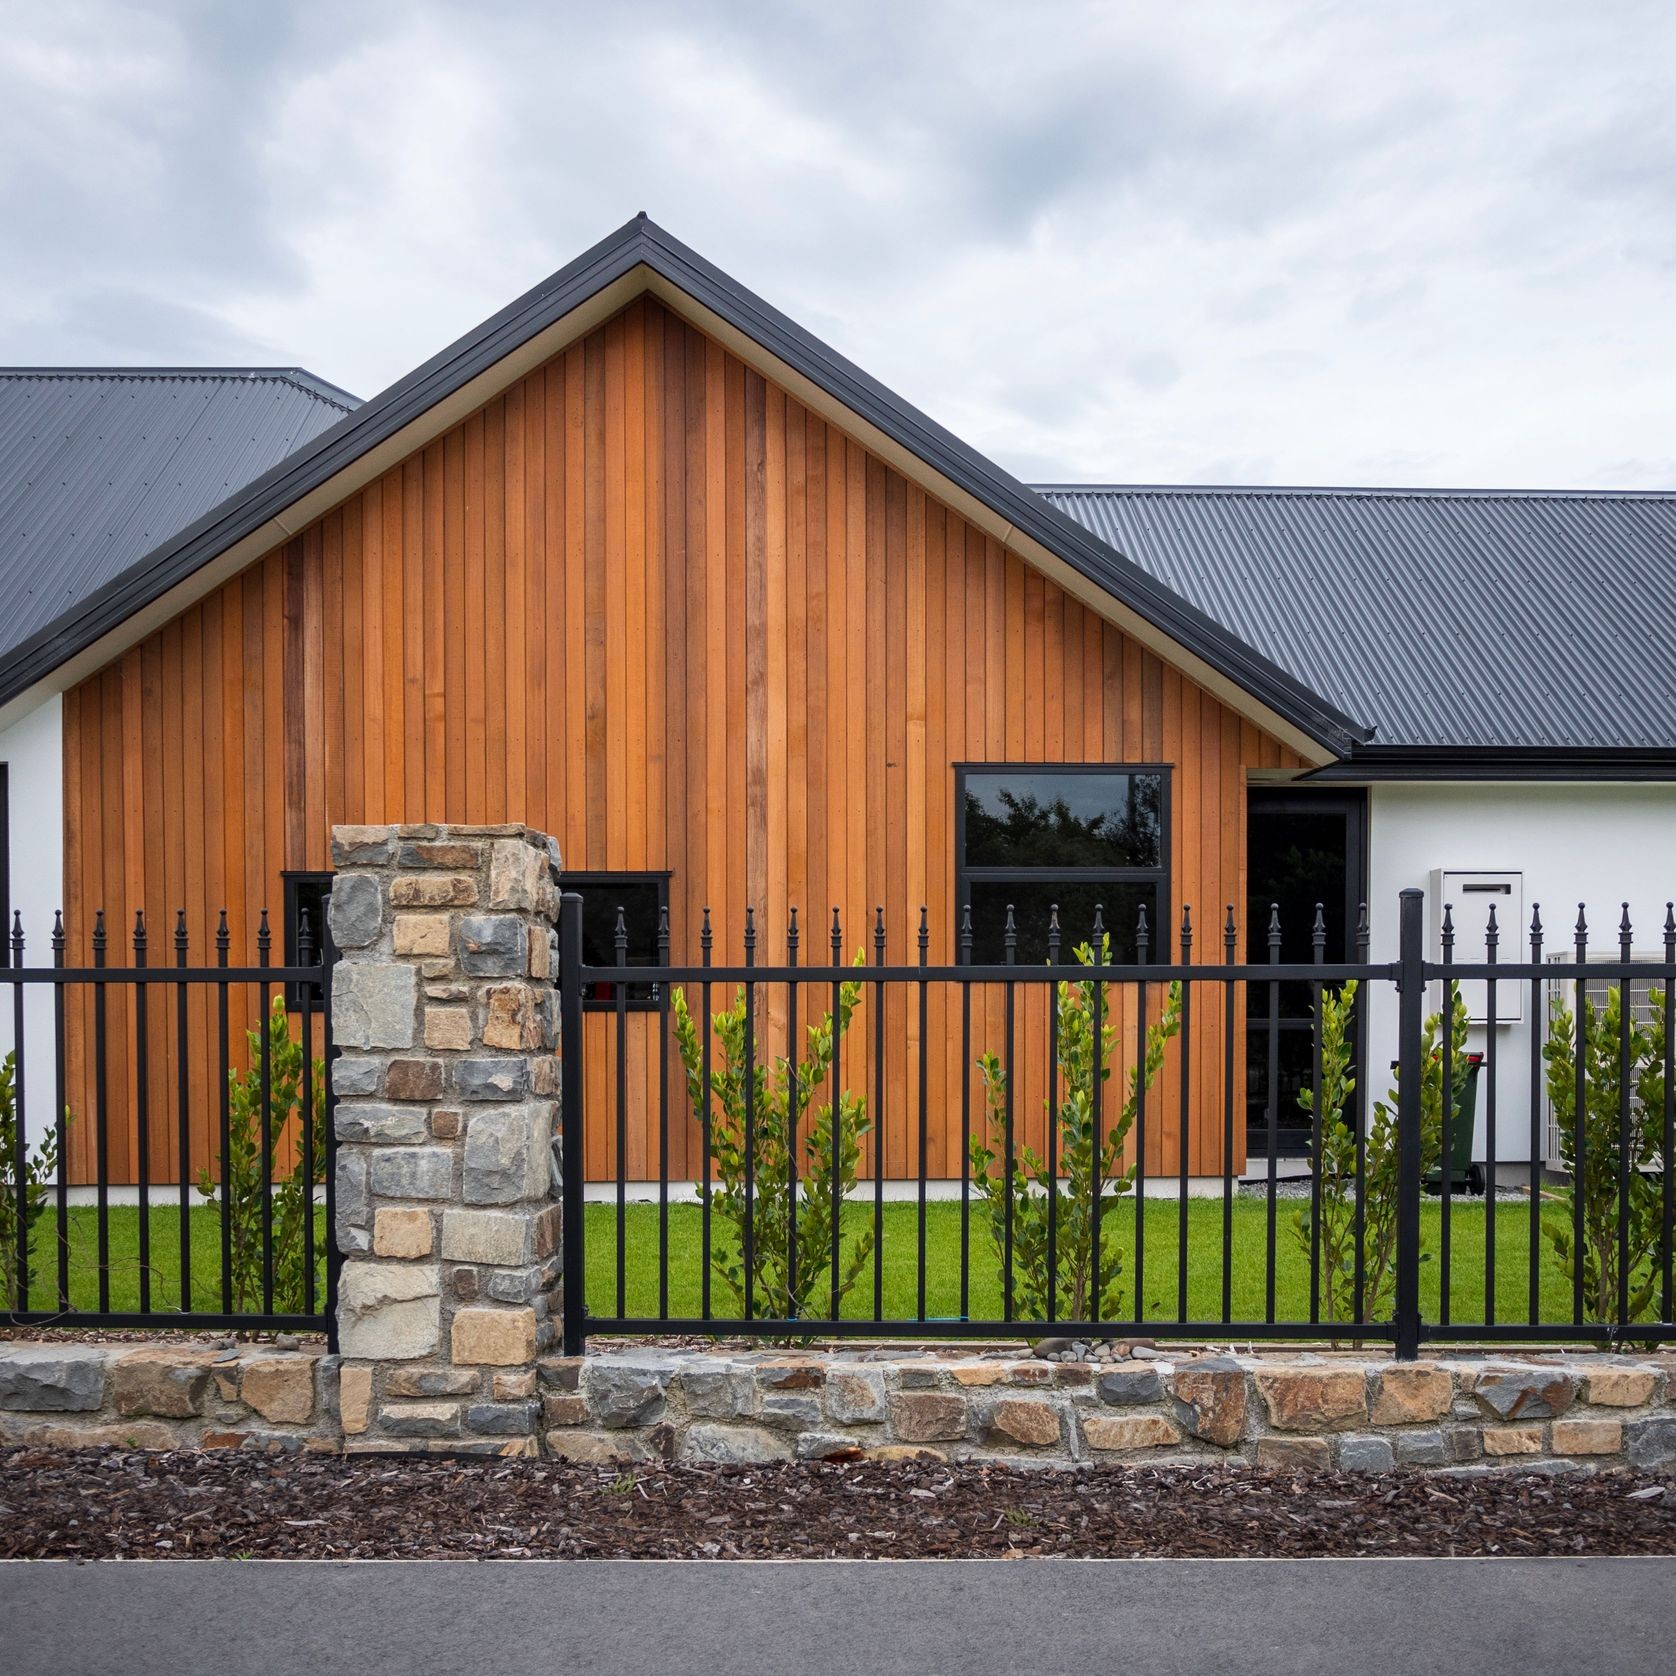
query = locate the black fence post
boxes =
[321,909,342,1353]
[558,891,587,1357]
[1394,886,1425,1360]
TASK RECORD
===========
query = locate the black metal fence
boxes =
[0,907,338,1339]
[557,887,1676,1359]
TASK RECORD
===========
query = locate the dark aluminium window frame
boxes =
[953,761,1174,964]
[0,764,9,968]
[561,870,672,1012]
[280,869,332,1011]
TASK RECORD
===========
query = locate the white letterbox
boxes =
[1429,869,1523,1024]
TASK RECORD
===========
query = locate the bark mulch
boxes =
[1,1448,1673,1560]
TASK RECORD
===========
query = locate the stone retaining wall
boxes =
[5,1342,1675,1471]
[0,1343,336,1453]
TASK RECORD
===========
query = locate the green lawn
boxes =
[2,1194,1624,1341]
[585,1195,1593,1335]
[15,1204,328,1317]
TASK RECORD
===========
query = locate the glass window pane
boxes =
[569,879,665,1008]
[962,771,1162,869]
[966,880,1161,965]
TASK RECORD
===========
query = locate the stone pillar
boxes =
[327,823,563,1454]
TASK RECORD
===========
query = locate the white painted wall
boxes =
[0,693,63,1151]
[1364,781,1676,1171]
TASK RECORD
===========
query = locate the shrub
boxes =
[0,1051,62,1311]
[197,995,327,1315]
[1542,982,1668,1330]
[970,939,1183,1322]
[1293,984,1461,1332]
[671,963,872,1321]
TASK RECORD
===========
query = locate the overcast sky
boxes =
[2,1,1673,488]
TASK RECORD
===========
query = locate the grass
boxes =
[0,1194,1644,1344]
[585,1195,1608,1336]
[11,1204,328,1317]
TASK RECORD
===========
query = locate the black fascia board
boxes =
[1304,745,1676,782]
[0,215,1369,755]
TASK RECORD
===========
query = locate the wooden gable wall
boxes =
[62,296,1301,1186]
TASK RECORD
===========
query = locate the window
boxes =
[955,766,1169,963]
[281,871,331,1010]
[562,872,670,1009]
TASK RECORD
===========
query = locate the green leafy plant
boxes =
[1293,984,1463,1332]
[197,996,327,1315]
[970,939,1183,1322]
[1542,983,1668,1332]
[0,1051,63,1312]
[671,962,872,1322]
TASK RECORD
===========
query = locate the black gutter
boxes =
[1304,746,1676,782]
[0,215,1369,755]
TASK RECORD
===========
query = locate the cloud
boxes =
[0,0,1672,488]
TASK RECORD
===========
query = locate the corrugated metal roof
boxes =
[1035,485,1676,750]
[0,368,357,664]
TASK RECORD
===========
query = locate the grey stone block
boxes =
[332,1057,382,1096]
[759,1393,824,1430]
[335,1152,369,1235]
[796,1431,862,1460]
[332,962,417,1050]
[1338,1434,1395,1473]
[379,1401,461,1438]
[337,1104,429,1144]
[0,1346,106,1412]
[1626,1416,1676,1470]
[1096,1367,1164,1405]
[459,915,527,977]
[368,1146,454,1201]
[584,1362,670,1428]
[462,1106,550,1203]
[486,1265,549,1303]
[1473,1366,1576,1420]
[677,1362,756,1419]
[466,1401,540,1435]
[1393,1429,1448,1466]
[454,1058,531,1101]
[441,1209,533,1267]
[337,1263,442,1360]
[327,874,383,949]
[681,1423,792,1464]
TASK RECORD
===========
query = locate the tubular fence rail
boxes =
[558,887,1676,1359]
[0,907,338,1339]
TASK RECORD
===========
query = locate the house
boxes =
[1,216,1671,1190]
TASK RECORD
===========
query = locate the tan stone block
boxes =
[495,1370,537,1401]
[112,1349,215,1418]
[1004,1362,1053,1385]
[1255,1367,1369,1433]
[431,1109,462,1139]
[202,1429,251,1450]
[1083,1413,1182,1453]
[425,1007,473,1051]
[530,1055,562,1096]
[949,1362,1006,1387]
[393,914,452,957]
[332,825,396,865]
[1483,1424,1545,1456]
[545,1430,649,1464]
[373,1207,434,1259]
[1370,1363,1453,1426]
[1171,1360,1248,1447]
[390,875,478,908]
[451,1306,538,1367]
[983,1399,1062,1448]
[21,1420,182,1451]
[861,1444,949,1463]
[239,1356,316,1424]
[1583,1367,1658,1408]
[888,1391,968,1443]
[528,927,551,979]
[543,1393,590,1427]
[385,1366,479,1398]
[402,842,482,869]
[339,1365,372,1434]
[489,840,542,910]
[1255,1436,1332,1472]
[1552,1418,1623,1455]
[483,984,543,1050]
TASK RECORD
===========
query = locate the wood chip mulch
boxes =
[2,1449,1674,1560]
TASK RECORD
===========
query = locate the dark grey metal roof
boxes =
[1036,484,1676,755]
[0,367,357,663]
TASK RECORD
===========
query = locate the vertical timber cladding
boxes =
[61,296,1300,1187]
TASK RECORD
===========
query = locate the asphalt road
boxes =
[4,1556,1670,1675]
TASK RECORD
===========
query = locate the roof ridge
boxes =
[1033,481,1676,501]
[0,367,360,412]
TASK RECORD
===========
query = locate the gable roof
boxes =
[1038,485,1676,766]
[0,217,1367,762]
[0,367,358,666]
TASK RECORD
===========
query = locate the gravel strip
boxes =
[1,1449,1672,1561]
